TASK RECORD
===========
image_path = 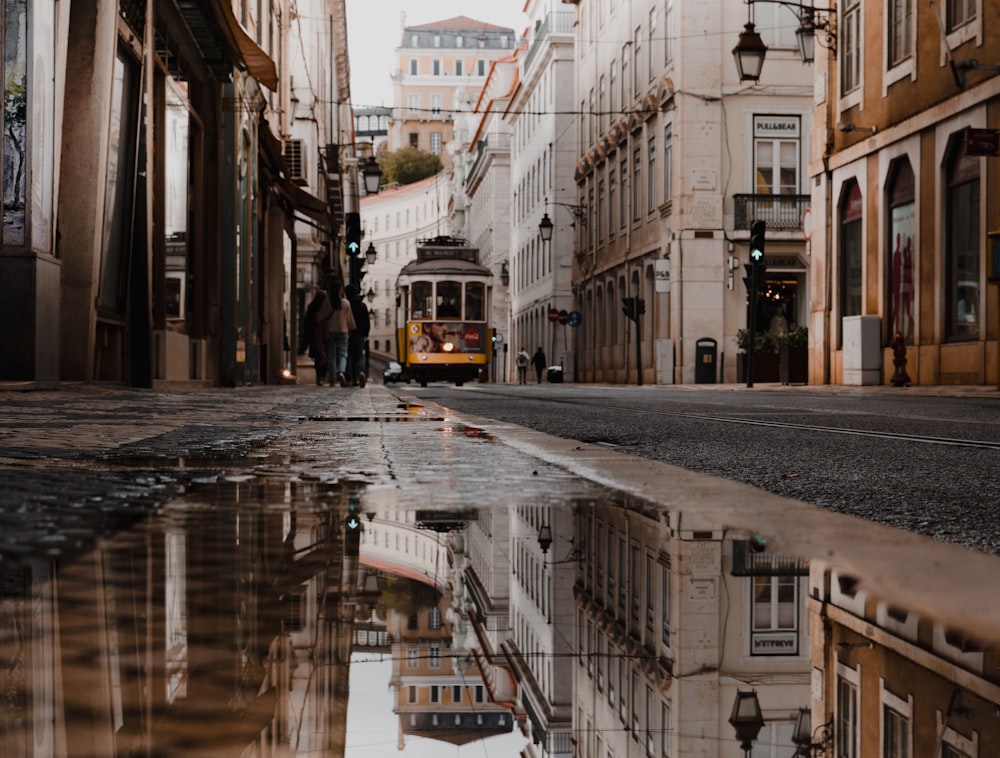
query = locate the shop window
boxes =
[945,136,980,340]
[887,159,915,343]
[839,181,864,330]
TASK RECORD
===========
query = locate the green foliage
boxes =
[736,329,779,353]
[781,324,809,348]
[380,147,443,186]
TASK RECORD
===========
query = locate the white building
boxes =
[360,172,454,358]
[505,1,579,380]
[565,0,815,384]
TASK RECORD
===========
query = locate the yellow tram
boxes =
[395,237,494,386]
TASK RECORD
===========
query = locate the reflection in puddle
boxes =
[2,478,999,756]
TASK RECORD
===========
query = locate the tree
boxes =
[380,147,443,186]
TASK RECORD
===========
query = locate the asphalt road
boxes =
[401,382,1000,555]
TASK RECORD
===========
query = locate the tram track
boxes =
[442,387,1000,452]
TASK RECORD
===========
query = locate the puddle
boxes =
[1,476,998,756]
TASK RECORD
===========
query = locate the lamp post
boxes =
[539,212,554,242]
[729,690,765,757]
[732,1,836,81]
[537,524,553,555]
[361,155,382,195]
[732,22,767,82]
[791,707,834,756]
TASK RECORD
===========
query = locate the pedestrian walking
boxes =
[531,347,546,384]
[344,284,371,387]
[515,347,530,384]
[317,282,356,387]
[298,287,329,384]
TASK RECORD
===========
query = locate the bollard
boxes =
[890,333,911,387]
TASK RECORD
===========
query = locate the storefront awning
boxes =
[171,0,279,90]
[209,0,279,91]
[280,179,332,227]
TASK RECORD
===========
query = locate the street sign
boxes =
[558,309,568,325]
[567,310,582,327]
[548,307,560,322]
[965,127,1000,157]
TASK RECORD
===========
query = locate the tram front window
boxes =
[437,281,461,318]
[465,283,484,321]
[411,282,433,319]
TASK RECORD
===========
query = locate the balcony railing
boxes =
[733,193,810,232]
[523,11,575,73]
[467,133,512,182]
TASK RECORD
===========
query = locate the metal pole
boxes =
[635,313,643,386]
[746,285,757,388]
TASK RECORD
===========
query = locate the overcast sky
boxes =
[346,0,528,108]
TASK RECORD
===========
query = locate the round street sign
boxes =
[567,310,582,327]
[548,307,560,323]
[558,309,568,325]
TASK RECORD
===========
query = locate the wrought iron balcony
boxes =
[733,193,810,232]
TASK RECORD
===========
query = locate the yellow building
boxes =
[809,0,1000,386]
[390,15,519,172]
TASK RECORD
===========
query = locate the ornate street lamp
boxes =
[732,22,767,82]
[537,524,553,554]
[729,690,765,757]
[365,242,377,266]
[361,155,382,195]
[538,212,554,242]
[732,2,837,80]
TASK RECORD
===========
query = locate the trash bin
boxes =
[546,365,564,383]
[695,338,717,384]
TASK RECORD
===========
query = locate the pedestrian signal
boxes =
[345,506,361,531]
[346,212,362,256]
[749,219,766,263]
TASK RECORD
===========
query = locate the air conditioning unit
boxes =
[283,139,306,184]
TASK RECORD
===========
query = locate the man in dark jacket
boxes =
[344,285,371,387]
[298,287,328,385]
[531,347,546,384]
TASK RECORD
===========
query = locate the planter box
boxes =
[737,352,779,383]
[787,346,808,384]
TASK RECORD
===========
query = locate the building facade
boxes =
[563,0,815,385]
[1,0,360,388]
[390,15,519,172]
[808,0,1000,386]
[505,1,579,381]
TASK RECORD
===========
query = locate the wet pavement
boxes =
[2,382,1000,755]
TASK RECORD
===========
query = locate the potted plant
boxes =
[778,325,808,383]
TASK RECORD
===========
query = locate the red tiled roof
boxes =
[406,16,514,32]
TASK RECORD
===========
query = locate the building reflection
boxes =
[2,478,999,756]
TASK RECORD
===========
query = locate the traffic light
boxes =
[622,296,636,321]
[346,212,362,257]
[636,298,646,316]
[743,264,756,295]
[749,219,766,264]
[754,256,768,298]
[345,504,362,532]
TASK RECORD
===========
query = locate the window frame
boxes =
[839,0,863,109]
